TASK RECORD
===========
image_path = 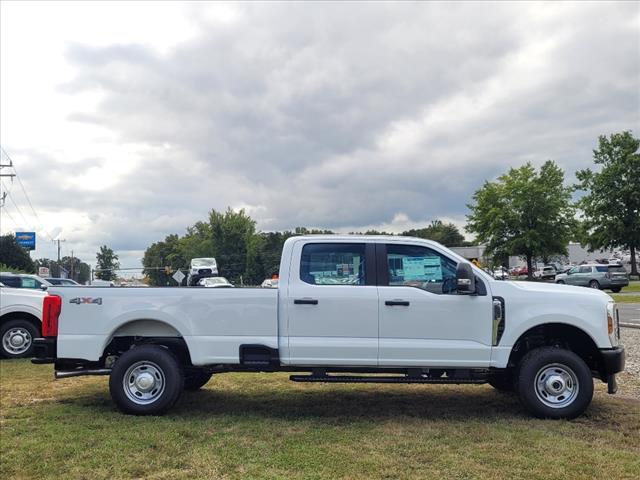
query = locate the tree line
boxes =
[1,131,637,284]
[142,213,469,286]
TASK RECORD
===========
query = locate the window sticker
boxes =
[402,256,443,282]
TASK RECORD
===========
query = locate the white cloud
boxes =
[0,1,638,269]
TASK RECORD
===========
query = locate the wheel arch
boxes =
[101,319,193,366]
[0,311,41,330]
[507,322,605,378]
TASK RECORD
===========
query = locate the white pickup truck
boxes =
[0,285,45,358]
[32,235,625,419]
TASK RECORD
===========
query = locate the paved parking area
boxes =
[618,303,640,326]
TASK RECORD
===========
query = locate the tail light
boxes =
[42,295,61,337]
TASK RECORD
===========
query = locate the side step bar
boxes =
[290,375,486,384]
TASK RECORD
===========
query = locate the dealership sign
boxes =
[15,231,36,250]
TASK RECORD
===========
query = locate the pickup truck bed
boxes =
[51,287,278,365]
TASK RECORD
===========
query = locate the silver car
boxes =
[555,264,629,292]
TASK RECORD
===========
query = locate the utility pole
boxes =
[54,238,66,262]
[70,250,75,280]
[0,159,15,207]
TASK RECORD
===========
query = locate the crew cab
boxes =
[32,236,625,419]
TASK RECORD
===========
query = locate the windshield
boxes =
[204,277,228,285]
[191,258,216,267]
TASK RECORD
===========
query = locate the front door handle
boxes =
[294,298,319,305]
[385,300,410,306]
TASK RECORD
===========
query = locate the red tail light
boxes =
[42,295,61,337]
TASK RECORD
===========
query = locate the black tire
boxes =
[0,319,39,359]
[610,287,621,293]
[184,370,213,391]
[109,345,184,415]
[589,280,600,289]
[556,280,565,284]
[516,347,593,419]
[488,373,515,392]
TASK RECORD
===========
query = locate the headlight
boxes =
[607,302,619,346]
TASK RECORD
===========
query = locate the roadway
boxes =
[618,303,640,327]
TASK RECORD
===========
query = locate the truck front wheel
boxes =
[109,345,184,415]
[516,347,593,419]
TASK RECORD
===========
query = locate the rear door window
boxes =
[300,243,367,286]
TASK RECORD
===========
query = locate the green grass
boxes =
[622,281,640,293]
[1,360,639,480]
[612,294,640,303]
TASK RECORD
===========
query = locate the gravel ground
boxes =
[621,326,640,378]
[613,326,640,399]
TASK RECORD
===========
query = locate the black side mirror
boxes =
[456,262,476,295]
[40,285,48,291]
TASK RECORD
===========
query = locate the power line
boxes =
[0,180,34,230]
[1,205,19,229]
[0,147,55,241]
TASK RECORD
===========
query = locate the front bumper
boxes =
[31,337,56,364]
[600,346,625,394]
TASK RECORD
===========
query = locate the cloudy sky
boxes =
[1,1,638,270]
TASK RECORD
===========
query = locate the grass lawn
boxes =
[623,281,640,293]
[612,294,640,303]
[1,360,639,480]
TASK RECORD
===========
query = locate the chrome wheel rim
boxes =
[122,361,165,405]
[2,327,32,355]
[534,363,579,409]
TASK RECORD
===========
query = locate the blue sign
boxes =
[15,232,36,250]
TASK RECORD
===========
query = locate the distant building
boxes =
[452,242,620,269]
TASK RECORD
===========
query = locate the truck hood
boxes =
[500,280,612,300]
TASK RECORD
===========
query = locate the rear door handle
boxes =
[294,298,319,305]
[385,300,410,306]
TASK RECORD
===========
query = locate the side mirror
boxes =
[40,285,48,291]
[456,262,476,295]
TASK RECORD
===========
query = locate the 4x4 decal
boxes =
[69,297,102,305]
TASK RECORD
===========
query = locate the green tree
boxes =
[576,131,640,276]
[0,234,35,272]
[466,161,575,280]
[95,245,120,280]
[142,234,185,286]
[403,220,466,246]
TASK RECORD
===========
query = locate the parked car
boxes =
[0,284,45,357]
[492,267,509,280]
[45,278,80,286]
[260,278,279,288]
[555,264,629,292]
[199,277,234,288]
[0,273,51,290]
[511,266,528,276]
[187,258,218,286]
[533,266,556,280]
[32,235,625,419]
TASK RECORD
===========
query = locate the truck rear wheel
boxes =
[516,347,593,419]
[109,345,184,415]
[184,370,213,391]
